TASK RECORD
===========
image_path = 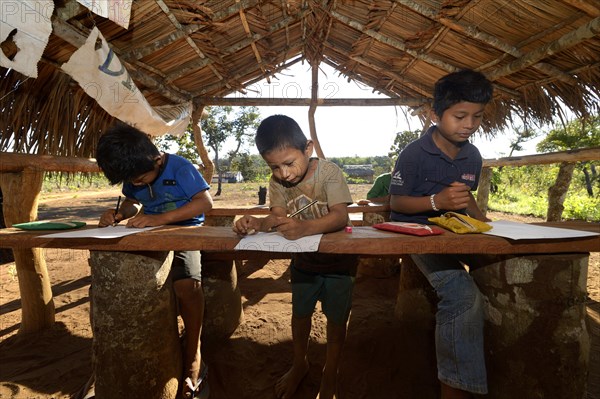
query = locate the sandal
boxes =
[183,363,209,399]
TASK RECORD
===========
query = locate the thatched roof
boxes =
[1,0,599,158]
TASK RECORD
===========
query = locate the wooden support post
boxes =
[308,60,325,159]
[191,104,214,184]
[0,169,55,333]
[477,166,493,216]
[89,251,181,399]
[471,254,590,398]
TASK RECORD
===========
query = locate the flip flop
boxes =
[183,363,209,399]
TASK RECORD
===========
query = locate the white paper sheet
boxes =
[40,226,159,239]
[484,220,599,240]
[234,232,322,252]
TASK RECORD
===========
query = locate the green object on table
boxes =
[12,220,87,230]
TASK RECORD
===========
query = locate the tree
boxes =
[507,128,539,157]
[388,130,420,158]
[202,106,260,195]
[154,129,200,163]
[155,106,261,196]
[230,153,270,182]
[536,115,600,221]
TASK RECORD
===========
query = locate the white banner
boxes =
[61,27,190,136]
[76,0,132,29]
[0,0,54,78]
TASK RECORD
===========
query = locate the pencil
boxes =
[289,199,318,218]
[113,196,122,226]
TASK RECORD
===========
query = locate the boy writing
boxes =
[233,115,358,399]
[96,123,213,399]
[389,69,493,398]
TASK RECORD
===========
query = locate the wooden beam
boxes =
[483,147,600,168]
[328,10,457,73]
[321,58,402,100]
[560,0,600,17]
[194,97,423,106]
[238,6,268,82]
[0,152,100,173]
[155,0,228,88]
[192,55,304,99]
[165,11,308,84]
[2,146,597,175]
[123,24,203,60]
[51,18,190,104]
[487,17,600,81]
[394,0,578,85]
[124,0,263,61]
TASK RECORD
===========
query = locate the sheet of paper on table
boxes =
[235,231,323,252]
[40,226,160,239]
[484,220,599,240]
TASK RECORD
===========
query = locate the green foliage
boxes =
[154,130,201,164]
[155,106,261,171]
[536,115,600,153]
[488,164,599,221]
[230,153,270,182]
[389,130,421,157]
[42,173,112,193]
[507,128,539,157]
[202,106,260,168]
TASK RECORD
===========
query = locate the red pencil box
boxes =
[372,222,444,236]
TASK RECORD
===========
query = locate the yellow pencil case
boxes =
[428,212,492,234]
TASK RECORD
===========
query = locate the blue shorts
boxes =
[290,264,355,325]
[170,250,202,281]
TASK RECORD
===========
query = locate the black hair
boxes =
[433,69,493,117]
[96,123,160,185]
[255,115,307,155]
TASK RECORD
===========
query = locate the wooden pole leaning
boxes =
[0,168,55,333]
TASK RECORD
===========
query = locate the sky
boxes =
[224,62,543,159]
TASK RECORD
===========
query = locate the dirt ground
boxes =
[0,186,598,399]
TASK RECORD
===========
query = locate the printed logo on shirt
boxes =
[391,171,404,186]
[461,173,476,182]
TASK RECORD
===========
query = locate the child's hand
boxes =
[233,215,260,235]
[98,209,123,227]
[437,182,471,210]
[125,213,162,228]
[269,216,304,240]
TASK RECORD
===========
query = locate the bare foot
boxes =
[317,366,338,399]
[274,359,310,399]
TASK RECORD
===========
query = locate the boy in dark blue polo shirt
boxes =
[389,69,492,399]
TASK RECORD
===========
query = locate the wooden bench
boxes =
[1,222,598,399]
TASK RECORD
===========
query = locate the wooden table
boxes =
[2,221,597,254]
[1,222,598,399]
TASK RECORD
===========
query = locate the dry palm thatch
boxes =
[1,0,599,158]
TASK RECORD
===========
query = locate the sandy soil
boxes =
[0,186,598,398]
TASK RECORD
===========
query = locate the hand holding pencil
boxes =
[98,195,124,227]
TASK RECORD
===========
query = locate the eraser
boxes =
[344,226,353,233]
